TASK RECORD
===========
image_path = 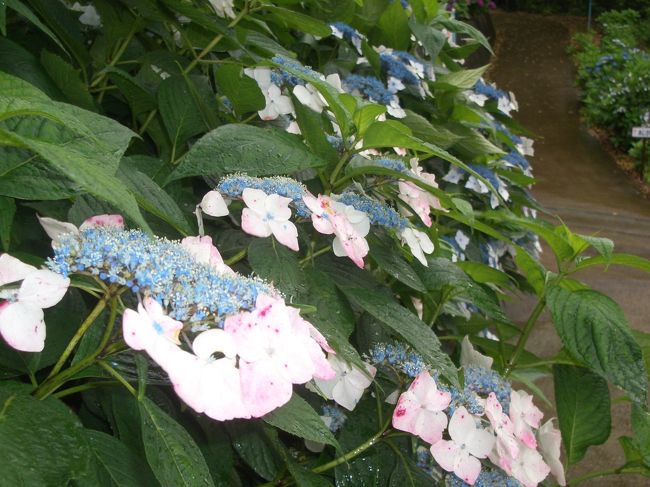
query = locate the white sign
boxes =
[632,127,650,138]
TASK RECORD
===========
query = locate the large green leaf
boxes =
[227,422,283,481]
[265,6,332,37]
[0,382,90,485]
[373,0,410,50]
[158,75,212,147]
[436,66,488,90]
[248,238,306,297]
[547,286,648,402]
[0,195,15,250]
[214,64,265,117]
[631,404,650,468]
[264,394,339,448]
[553,365,611,465]
[81,429,158,487]
[139,397,213,487]
[368,235,426,292]
[40,50,94,111]
[344,287,458,386]
[117,163,192,235]
[167,124,328,183]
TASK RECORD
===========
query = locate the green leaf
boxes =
[167,124,327,183]
[457,261,512,287]
[0,196,15,251]
[7,0,68,55]
[374,0,410,50]
[434,16,493,54]
[409,19,447,59]
[515,247,546,296]
[0,382,90,485]
[214,65,265,117]
[264,394,339,448]
[292,93,339,165]
[631,404,650,468]
[40,50,94,111]
[106,67,157,117]
[579,235,614,261]
[117,163,192,235]
[158,75,211,147]
[0,128,149,231]
[83,429,157,487]
[436,66,488,90]
[369,235,426,292]
[401,110,462,148]
[575,253,650,273]
[353,103,386,138]
[553,365,611,465]
[139,397,213,487]
[344,287,459,386]
[547,286,648,402]
[227,422,283,481]
[248,238,306,297]
[265,6,332,36]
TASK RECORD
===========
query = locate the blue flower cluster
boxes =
[336,192,408,231]
[368,342,426,378]
[48,227,272,322]
[270,69,305,87]
[464,365,512,414]
[327,135,344,151]
[272,56,319,80]
[330,22,364,45]
[380,52,420,85]
[321,405,347,432]
[493,121,522,145]
[466,164,502,191]
[501,150,531,172]
[372,158,408,173]
[474,80,508,102]
[344,75,395,105]
[440,383,484,416]
[217,175,311,217]
[446,470,522,487]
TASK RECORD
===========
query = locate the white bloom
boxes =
[208,0,235,18]
[71,2,101,27]
[517,136,535,157]
[199,191,229,217]
[460,336,494,370]
[293,83,327,113]
[311,355,376,411]
[400,227,434,266]
[258,85,294,121]
[241,188,299,251]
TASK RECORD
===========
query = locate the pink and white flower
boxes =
[311,355,376,411]
[241,188,299,251]
[166,329,250,421]
[460,335,494,370]
[181,236,233,274]
[538,419,565,486]
[509,389,544,448]
[485,392,519,473]
[303,194,370,268]
[398,161,445,227]
[430,406,495,485]
[224,294,335,417]
[392,371,452,445]
[510,442,551,487]
[38,214,124,244]
[259,84,294,121]
[0,254,70,352]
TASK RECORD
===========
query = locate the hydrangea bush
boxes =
[0,1,648,486]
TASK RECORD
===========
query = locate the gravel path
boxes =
[489,11,650,487]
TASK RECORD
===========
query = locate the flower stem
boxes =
[312,420,392,474]
[45,287,119,382]
[97,360,136,396]
[566,466,623,485]
[299,246,331,267]
[504,296,546,377]
[225,248,247,266]
[53,381,120,399]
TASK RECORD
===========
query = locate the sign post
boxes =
[632,111,650,181]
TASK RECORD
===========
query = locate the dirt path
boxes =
[489,11,650,486]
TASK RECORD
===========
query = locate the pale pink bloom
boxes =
[509,390,544,449]
[259,84,294,121]
[244,67,273,91]
[392,371,451,445]
[510,441,551,487]
[400,227,434,266]
[166,329,250,421]
[303,194,370,268]
[0,254,69,352]
[241,188,299,251]
[394,147,408,156]
[430,406,495,485]
[199,191,229,217]
[460,335,494,370]
[181,236,233,274]
[122,297,182,365]
[398,161,445,227]
[485,393,519,473]
[311,355,376,411]
[38,214,124,244]
[224,294,335,417]
[538,419,565,486]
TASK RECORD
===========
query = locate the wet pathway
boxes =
[489,12,650,486]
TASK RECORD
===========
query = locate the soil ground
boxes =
[489,11,650,486]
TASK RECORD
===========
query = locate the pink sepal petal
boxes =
[239,359,293,417]
[0,254,36,286]
[37,215,79,243]
[200,191,229,217]
[18,270,69,308]
[80,214,124,230]
[0,301,45,352]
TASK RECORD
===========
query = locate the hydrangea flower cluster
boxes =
[442,165,509,209]
[389,338,565,487]
[368,341,426,378]
[330,22,364,54]
[48,227,272,323]
[473,80,518,115]
[343,74,406,118]
[378,48,433,96]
